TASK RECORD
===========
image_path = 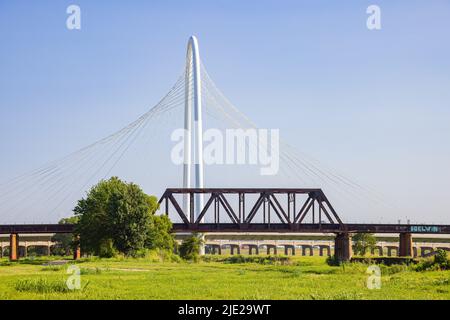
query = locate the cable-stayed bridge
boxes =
[1,36,449,262]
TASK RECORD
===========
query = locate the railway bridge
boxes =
[1,188,450,262]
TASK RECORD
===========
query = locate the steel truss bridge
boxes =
[158,188,450,234]
[0,188,450,234]
[1,188,450,235]
[1,188,450,261]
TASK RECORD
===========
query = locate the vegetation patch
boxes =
[14,278,70,294]
[1,256,450,299]
[350,257,417,266]
[310,292,363,300]
[178,234,204,262]
[41,265,65,272]
[202,254,292,265]
[80,267,104,275]
[413,250,450,272]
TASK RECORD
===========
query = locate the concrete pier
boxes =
[334,233,352,262]
[399,233,413,257]
[9,233,18,261]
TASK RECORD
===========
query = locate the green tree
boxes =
[353,233,376,256]
[146,215,175,251]
[179,233,204,261]
[74,177,172,257]
[51,216,79,256]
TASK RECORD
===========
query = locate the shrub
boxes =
[379,264,409,275]
[136,248,182,262]
[326,255,341,266]
[413,250,450,272]
[413,258,435,272]
[434,249,449,267]
[179,234,204,262]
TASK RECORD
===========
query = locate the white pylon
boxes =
[183,36,204,220]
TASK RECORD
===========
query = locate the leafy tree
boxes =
[73,177,172,257]
[353,233,376,256]
[51,216,79,256]
[146,215,175,251]
[179,233,204,261]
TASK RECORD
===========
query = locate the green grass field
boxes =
[1,255,449,300]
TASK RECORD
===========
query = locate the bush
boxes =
[179,234,204,262]
[132,248,181,262]
[350,257,415,266]
[326,255,341,266]
[379,264,409,275]
[413,250,450,272]
[434,249,449,267]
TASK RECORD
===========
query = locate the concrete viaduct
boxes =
[0,224,79,261]
[0,237,55,258]
[204,240,450,258]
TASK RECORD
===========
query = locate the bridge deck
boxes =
[172,223,450,234]
[0,224,74,234]
[0,223,449,234]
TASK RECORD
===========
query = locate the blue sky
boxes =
[0,1,449,223]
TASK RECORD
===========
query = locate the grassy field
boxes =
[0,255,449,300]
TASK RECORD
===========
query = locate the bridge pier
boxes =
[9,233,18,261]
[319,245,331,257]
[283,245,295,256]
[199,234,206,255]
[73,245,81,260]
[399,233,413,257]
[73,235,81,260]
[371,245,384,256]
[206,244,221,255]
[386,246,398,257]
[245,244,259,255]
[334,233,352,262]
[229,244,240,255]
[301,245,313,256]
[265,244,277,255]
